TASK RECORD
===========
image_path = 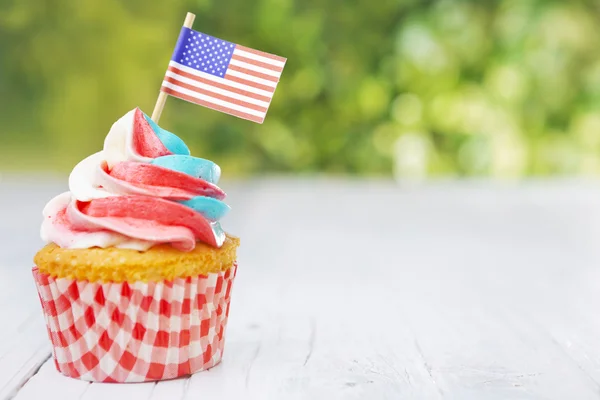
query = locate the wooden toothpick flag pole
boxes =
[151,12,287,124]
[151,12,196,123]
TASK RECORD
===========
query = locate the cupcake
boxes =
[33,108,239,382]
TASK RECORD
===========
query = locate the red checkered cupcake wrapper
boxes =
[32,263,237,382]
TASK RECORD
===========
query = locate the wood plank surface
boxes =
[2,177,600,399]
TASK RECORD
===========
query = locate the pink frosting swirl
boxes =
[41,108,229,251]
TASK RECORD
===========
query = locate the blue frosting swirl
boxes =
[144,113,230,223]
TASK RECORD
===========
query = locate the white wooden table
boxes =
[2,176,600,399]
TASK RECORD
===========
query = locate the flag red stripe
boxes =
[162,87,264,123]
[227,64,280,83]
[230,54,283,72]
[236,45,287,63]
[163,76,269,113]
[224,74,276,93]
[168,66,273,103]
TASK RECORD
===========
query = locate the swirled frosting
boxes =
[41,108,229,251]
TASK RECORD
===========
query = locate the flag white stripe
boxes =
[233,49,286,68]
[165,71,271,108]
[162,81,266,118]
[225,69,278,87]
[228,58,282,78]
[169,61,274,97]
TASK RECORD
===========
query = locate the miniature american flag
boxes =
[161,27,286,124]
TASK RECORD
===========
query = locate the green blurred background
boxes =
[2,0,600,178]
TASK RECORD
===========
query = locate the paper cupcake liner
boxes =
[32,263,237,382]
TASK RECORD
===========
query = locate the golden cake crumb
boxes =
[34,235,240,283]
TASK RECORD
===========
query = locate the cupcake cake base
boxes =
[33,236,239,383]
